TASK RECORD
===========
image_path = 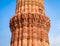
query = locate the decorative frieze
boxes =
[10,13,50,32]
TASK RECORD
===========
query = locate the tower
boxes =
[10,0,50,46]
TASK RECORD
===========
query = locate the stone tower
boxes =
[10,0,50,46]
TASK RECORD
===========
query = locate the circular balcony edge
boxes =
[9,13,50,32]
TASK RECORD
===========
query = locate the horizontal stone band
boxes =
[10,13,50,32]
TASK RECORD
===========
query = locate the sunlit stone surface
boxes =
[10,0,50,46]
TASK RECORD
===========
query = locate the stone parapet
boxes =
[10,13,50,32]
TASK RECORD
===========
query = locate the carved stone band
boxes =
[10,13,50,32]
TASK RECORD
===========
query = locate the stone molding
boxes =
[10,13,50,32]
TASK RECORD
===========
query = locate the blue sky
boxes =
[0,0,60,46]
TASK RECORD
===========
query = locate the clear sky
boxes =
[0,0,60,46]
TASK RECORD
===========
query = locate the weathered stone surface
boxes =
[10,0,50,46]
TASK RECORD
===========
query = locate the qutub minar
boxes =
[10,0,50,46]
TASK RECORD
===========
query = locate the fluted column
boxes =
[16,0,44,15]
[10,0,50,46]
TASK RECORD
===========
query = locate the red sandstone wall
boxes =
[10,0,50,46]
